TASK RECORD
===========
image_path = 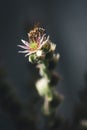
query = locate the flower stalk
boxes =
[18,26,63,116]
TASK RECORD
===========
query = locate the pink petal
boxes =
[18,50,29,53]
[40,34,46,44]
[18,45,29,49]
[40,35,50,47]
[25,53,31,57]
[21,39,29,47]
[25,50,37,57]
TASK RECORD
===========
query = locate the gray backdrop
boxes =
[0,0,87,129]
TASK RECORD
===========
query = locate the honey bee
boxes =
[28,25,45,42]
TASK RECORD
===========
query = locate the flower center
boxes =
[29,42,39,51]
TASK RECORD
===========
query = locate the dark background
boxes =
[0,0,87,130]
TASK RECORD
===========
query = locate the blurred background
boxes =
[0,0,87,130]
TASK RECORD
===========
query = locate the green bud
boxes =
[41,42,51,53]
[28,53,37,63]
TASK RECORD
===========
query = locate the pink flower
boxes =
[18,27,49,57]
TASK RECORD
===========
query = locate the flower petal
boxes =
[40,34,46,44]
[25,50,37,57]
[21,39,29,47]
[25,53,31,57]
[40,35,50,48]
[18,45,29,49]
[18,50,29,53]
